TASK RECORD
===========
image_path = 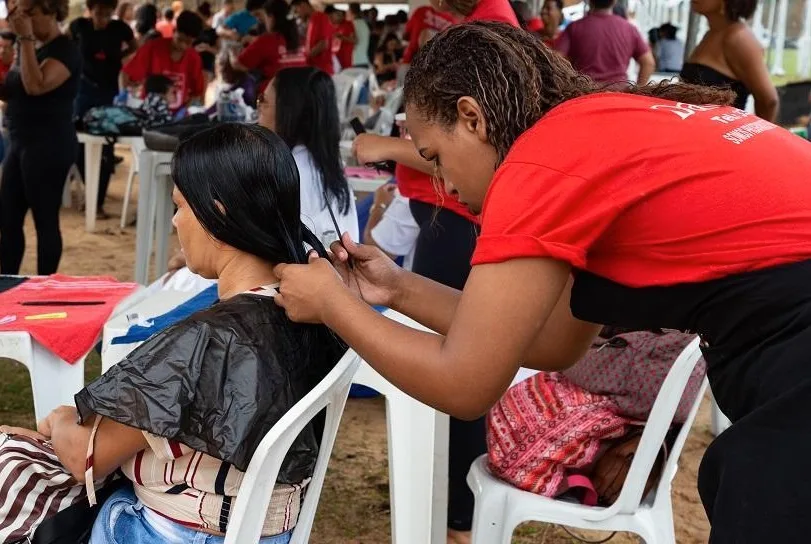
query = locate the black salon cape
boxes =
[75,293,346,481]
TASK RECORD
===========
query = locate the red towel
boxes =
[0,275,138,364]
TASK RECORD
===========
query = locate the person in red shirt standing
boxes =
[326,7,355,71]
[290,0,334,74]
[431,0,518,25]
[121,10,205,112]
[275,22,811,543]
[155,7,175,38]
[232,0,305,94]
[401,4,455,65]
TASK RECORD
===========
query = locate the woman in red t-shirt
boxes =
[274,22,811,541]
[232,0,304,94]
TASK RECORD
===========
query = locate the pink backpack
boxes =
[562,330,706,423]
[487,372,630,500]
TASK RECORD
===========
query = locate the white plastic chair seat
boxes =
[467,337,708,544]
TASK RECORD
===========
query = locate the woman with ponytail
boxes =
[258,66,359,248]
[6,123,346,544]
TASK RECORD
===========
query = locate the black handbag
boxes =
[142,113,217,152]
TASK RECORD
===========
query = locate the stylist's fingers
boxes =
[329,240,349,262]
[307,250,320,263]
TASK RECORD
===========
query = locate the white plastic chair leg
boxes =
[710,391,732,436]
[469,484,512,544]
[62,176,72,208]
[120,163,137,229]
[385,390,436,544]
[635,505,676,544]
[83,141,103,232]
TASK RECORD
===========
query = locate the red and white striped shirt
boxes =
[120,432,306,536]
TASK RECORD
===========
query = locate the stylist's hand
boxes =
[328,232,404,307]
[352,133,393,165]
[274,253,350,323]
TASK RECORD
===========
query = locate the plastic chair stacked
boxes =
[466,337,707,544]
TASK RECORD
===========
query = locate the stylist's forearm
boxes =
[389,269,461,335]
[325,290,471,416]
[385,138,435,175]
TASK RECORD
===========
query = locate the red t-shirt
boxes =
[306,11,335,74]
[155,20,174,39]
[0,60,10,82]
[332,20,355,69]
[238,33,307,93]
[472,93,811,286]
[123,38,204,110]
[555,13,649,84]
[396,164,478,223]
[464,0,519,25]
[402,6,456,63]
[473,93,811,287]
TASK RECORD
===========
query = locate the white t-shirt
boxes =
[370,190,418,270]
[352,19,371,66]
[294,145,360,248]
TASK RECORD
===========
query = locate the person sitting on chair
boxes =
[1,123,346,544]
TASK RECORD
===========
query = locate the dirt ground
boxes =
[4,147,714,543]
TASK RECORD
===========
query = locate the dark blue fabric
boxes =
[110,284,219,345]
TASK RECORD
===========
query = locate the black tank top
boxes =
[680,62,750,110]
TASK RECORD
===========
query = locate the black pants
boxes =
[409,199,485,532]
[0,133,77,275]
[75,80,116,212]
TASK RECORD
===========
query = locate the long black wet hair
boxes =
[273,67,351,215]
[171,123,328,265]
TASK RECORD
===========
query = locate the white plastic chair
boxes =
[223,349,362,544]
[467,337,707,544]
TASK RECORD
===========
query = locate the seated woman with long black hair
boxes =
[259,66,359,246]
[0,123,346,544]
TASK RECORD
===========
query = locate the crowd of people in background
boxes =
[0,0,789,541]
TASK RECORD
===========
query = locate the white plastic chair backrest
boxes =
[606,337,705,517]
[384,87,404,114]
[223,349,362,544]
[332,73,355,122]
[372,107,396,136]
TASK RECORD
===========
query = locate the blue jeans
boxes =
[90,487,293,544]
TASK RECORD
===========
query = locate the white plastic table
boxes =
[0,285,147,421]
[77,133,144,232]
[347,176,390,193]
[134,149,174,285]
[100,289,196,372]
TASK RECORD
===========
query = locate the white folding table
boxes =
[76,133,144,232]
[0,285,147,421]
